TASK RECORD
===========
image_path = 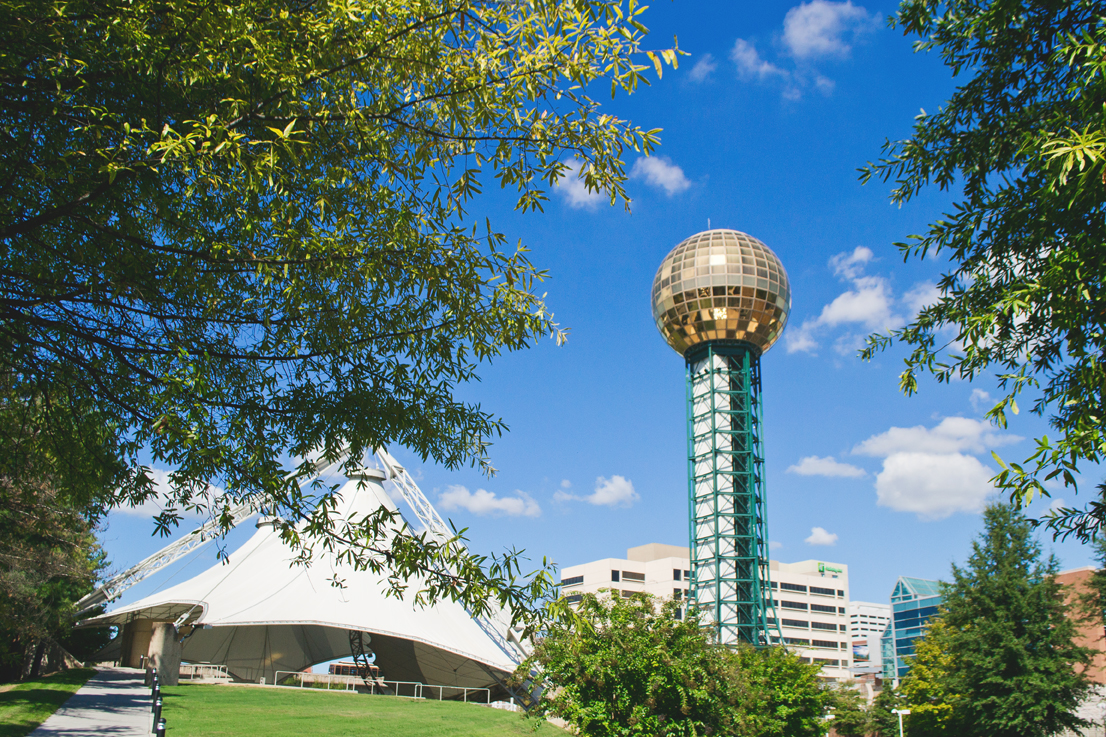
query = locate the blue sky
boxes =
[97,0,1097,608]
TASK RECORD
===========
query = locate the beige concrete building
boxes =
[560,544,852,680]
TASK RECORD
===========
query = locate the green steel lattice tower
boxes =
[650,229,791,647]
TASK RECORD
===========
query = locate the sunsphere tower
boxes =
[650,229,791,646]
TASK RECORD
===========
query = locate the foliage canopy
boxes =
[0,0,674,621]
[862,0,1106,538]
[898,504,1091,737]
[518,591,830,737]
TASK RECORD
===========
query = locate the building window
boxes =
[770,581,778,589]
[780,582,807,593]
[684,570,691,579]
[673,588,683,600]
[621,590,636,598]
[811,622,837,631]
[561,575,584,586]
[781,600,808,611]
[837,590,845,597]
[838,607,846,614]
[781,619,809,628]
[565,594,582,604]
[810,603,837,614]
[611,570,620,582]
[810,585,835,596]
[839,625,848,632]
[622,571,645,582]
[673,569,682,581]
[784,637,810,646]
[811,639,838,649]
[813,658,840,666]
[674,608,683,620]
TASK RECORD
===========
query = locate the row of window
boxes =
[768,582,845,597]
[779,619,847,632]
[779,636,847,650]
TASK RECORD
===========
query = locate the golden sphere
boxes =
[651,229,791,357]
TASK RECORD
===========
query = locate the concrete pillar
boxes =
[120,620,154,669]
[147,623,181,686]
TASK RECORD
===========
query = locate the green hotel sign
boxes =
[818,563,844,574]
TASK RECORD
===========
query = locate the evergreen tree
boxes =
[900,503,1092,737]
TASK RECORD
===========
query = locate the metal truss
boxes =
[77,444,531,698]
[686,343,780,647]
[76,450,353,615]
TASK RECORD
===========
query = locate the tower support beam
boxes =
[686,343,778,646]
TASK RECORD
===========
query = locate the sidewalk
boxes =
[29,667,152,737]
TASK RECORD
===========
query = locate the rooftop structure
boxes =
[650,228,792,647]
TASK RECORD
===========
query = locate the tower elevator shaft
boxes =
[686,343,779,646]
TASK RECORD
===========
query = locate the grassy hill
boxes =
[162,683,567,737]
[0,669,95,737]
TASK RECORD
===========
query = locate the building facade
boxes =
[881,577,943,680]
[848,600,891,675]
[560,544,852,680]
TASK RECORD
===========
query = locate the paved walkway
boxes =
[29,667,152,737]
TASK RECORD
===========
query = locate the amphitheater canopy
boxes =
[81,469,520,688]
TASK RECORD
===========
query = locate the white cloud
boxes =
[970,388,993,414]
[786,248,901,354]
[782,0,879,60]
[631,156,691,196]
[805,526,839,546]
[438,485,541,518]
[560,479,572,489]
[903,281,940,315]
[554,159,604,210]
[731,39,787,80]
[830,245,873,278]
[689,53,718,82]
[853,416,1021,457]
[115,467,217,519]
[787,455,866,478]
[851,417,1020,520]
[588,475,639,507]
[554,475,640,508]
[816,275,897,329]
[769,540,784,550]
[874,452,996,520]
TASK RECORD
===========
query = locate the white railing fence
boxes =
[273,671,490,703]
[179,664,230,680]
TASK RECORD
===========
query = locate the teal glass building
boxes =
[880,577,943,680]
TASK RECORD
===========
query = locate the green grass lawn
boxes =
[161,683,566,736]
[0,668,95,737]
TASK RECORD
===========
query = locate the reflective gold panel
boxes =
[651,229,791,356]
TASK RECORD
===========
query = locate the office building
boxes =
[561,545,852,680]
[848,601,891,674]
[881,577,943,680]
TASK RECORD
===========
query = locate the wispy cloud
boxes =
[689,53,718,82]
[731,39,787,80]
[114,467,219,520]
[555,475,640,508]
[805,526,839,546]
[631,156,691,196]
[786,246,935,356]
[554,159,604,210]
[970,388,993,414]
[787,455,866,478]
[726,0,878,99]
[782,0,879,59]
[438,485,541,518]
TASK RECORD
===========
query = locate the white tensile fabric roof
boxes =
[82,469,520,688]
